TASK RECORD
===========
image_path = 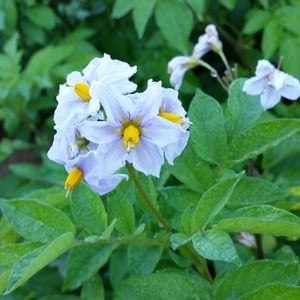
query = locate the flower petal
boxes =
[260,86,281,110]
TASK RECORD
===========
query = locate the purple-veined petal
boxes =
[78,120,121,145]
[255,60,275,78]
[141,116,183,148]
[128,139,164,177]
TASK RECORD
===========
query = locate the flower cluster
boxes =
[168,24,223,90]
[48,54,189,195]
[243,59,300,110]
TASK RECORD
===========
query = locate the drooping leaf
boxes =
[114,270,212,300]
[239,283,300,300]
[213,260,299,299]
[262,19,281,59]
[63,243,115,291]
[192,173,242,231]
[189,89,228,164]
[216,205,300,237]
[243,9,270,34]
[81,275,105,300]
[155,0,193,53]
[169,142,214,193]
[192,229,240,265]
[112,0,136,18]
[71,183,107,235]
[225,79,262,142]
[25,5,56,30]
[6,232,75,293]
[227,119,300,164]
[127,245,163,275]
[133,0,157,38]
[107,181,135,235]
[227,176,286,208]
[0,199,75,243]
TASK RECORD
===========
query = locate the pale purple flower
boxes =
[78,83,183,177]
[167,56,199,90]
[243,59,300,110]
[236,232,256,249]
[192,24,222,58]
[47,117,127,195]
[54,54,137,125]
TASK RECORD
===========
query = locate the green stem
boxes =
[126,163,172,231]
[195,59,228,92]
[180,246,213,283]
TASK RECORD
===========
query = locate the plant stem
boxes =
[126,163,172,231]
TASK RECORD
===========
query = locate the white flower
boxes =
[167,56,199,90]
[243,59,300,110]
[54,54,137,125]
[47,121,127,195]
[192,24,222,58]
[152,81,190,164]
[236,232,256,249]
[64,151,127,195]
[78,83,184,177]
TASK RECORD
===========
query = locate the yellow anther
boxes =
[64,167,84,192]
[123,124,140,152]
[74,82,91,101]
[159,112,184,125]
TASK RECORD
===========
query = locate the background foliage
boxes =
[0,0,300,299]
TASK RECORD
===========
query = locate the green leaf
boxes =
[64,243,115,291]
[262,19,281,59]
[192,229,240,265]
[114,270,212,300]
[225,79,262,142]
[184,0,206,20]
[227,177,286,208]
[169,142,214,193]
[133,0,157,38]
[81,275,105,300]
[127,245,163,275]
[107,182,135,235]
[25,5,56,30]
[228,119,300,164]
[170,233,192,250]
[216,205,300,237]
[155,0,193,53]
[192,174,242,231]
[219,0,236,10]
[0,199,75,243]
[6,232,75,294]
[189,89,228,164]
[213,260,299,299]
[112,0,136,18]
[0,242,41,293]
[159,186,199,211]
[71,183,107,235]
[239,283,300,300]
[280,36,300,78]
[243,10,270,34]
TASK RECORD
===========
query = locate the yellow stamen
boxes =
[74,82,91,101]
[123,124,140,153]
[159,112,184,125]
[64,167,84,191]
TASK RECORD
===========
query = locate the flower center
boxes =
[74,82,91,101]
[123,124,140,153]
[159,111,184,125]
[76,133,90,150]
[64,167,84,191]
